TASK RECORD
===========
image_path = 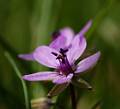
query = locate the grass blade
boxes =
[5,51,30,109]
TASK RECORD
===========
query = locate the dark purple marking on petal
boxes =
[52,31,61,40]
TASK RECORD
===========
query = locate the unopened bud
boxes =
[31,97,54,109]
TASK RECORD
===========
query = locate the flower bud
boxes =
[31,97,54,109]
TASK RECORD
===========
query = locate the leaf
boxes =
[4,51,30,109]
[72,78,92,90]
[47,83,69,98]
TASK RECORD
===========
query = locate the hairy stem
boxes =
[70,84,77,109]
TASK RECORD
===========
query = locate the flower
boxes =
[19,20,101,85]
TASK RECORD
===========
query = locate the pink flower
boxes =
[19,20,100,84]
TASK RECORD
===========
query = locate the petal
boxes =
[33,46,59,68]
[79,20,92,36]
[18,53,34,61]
[49,27,74,50]
[67,35,87,63]
[60,27,74,46]
[66,20,92,63]
[75,51,101,73]
[49,35,67,51]
[53,73,73,84]
[23,71,58,81]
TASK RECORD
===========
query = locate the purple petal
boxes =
[23,71,58,81]
[67,35,87,63]
[49,27,74,50]
[66,21,92,63]
[49,35,67,51]
[18,53,34,61]
[79,20,92,36]
[60,27,74,46]
[75,51,101,73]
[53,73,73,84]
[33,46,59,68]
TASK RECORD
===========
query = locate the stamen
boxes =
[51,35,74,75]
[59,48,68,57]
[51,48,74,76]
[64,48,68,52]
[56,55,65,63]
[56,55,62,60]
[51,52,64,61]
[51,52,58,56]
[60,48,68,54]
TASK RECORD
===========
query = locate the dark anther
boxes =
[60,48,68,53]
[56,55,63,60]
[63,49,68,53]
[59,48,68,57]
[52,31,61,39]
[60,48,63,53]
[56,56,60,60]
[52,48,68,64]
[51,52,58,56]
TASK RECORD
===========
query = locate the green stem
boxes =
[70,84,76,109]
[5,52,30,109]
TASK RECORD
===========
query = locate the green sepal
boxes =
[72,78,92,90]
[47,83,69,98]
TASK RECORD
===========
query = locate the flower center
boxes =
[52,48,74,76]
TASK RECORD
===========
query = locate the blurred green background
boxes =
[0,0,120,109]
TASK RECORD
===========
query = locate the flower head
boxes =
[19,20,101,85]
